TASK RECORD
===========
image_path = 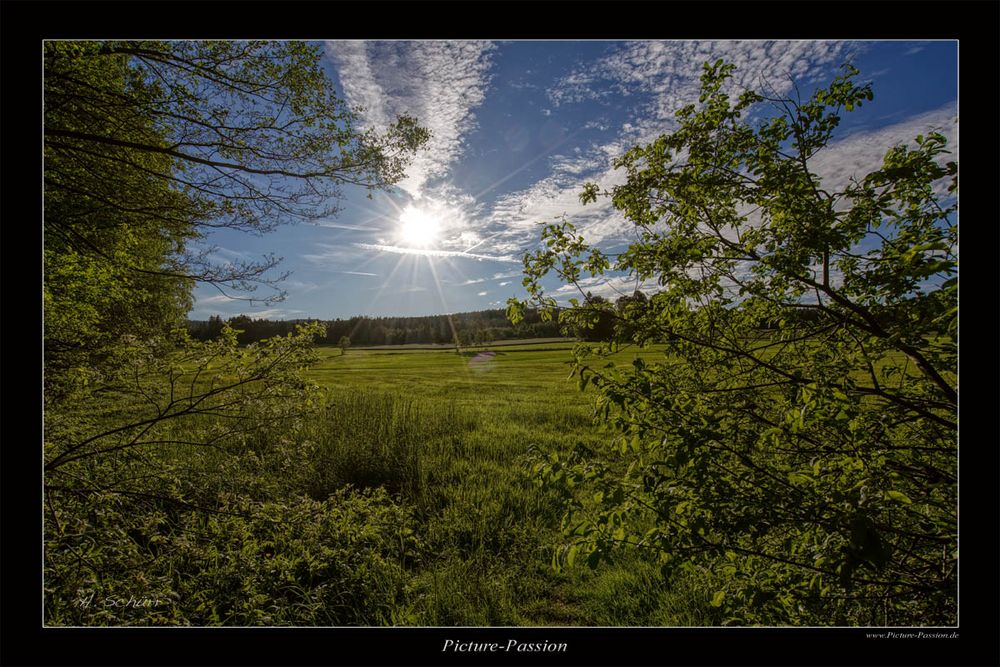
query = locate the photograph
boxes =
[6,2,998,665]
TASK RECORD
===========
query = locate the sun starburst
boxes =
[398,206,440,247]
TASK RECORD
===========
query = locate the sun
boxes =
[398,205,440,247]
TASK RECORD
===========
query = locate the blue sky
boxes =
[188,40,958,321]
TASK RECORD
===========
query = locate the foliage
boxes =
[509,61,957,625]
[43,41,433,625]
[44,322,326,481]
[44,42,194,390]
[46,485,416,626]
[42,324,428,627]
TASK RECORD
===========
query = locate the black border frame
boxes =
[4,2,997,665]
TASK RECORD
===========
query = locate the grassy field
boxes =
[45,331,950,627]
[46,335,713,627]
[291,340,709,625]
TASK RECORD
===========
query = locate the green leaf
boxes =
[884,490,913,505]
[566,543,579,567]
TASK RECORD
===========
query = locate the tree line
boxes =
[187,308,563,347]
[187,291,848,348]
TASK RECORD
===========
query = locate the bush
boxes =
[46,487,416,626]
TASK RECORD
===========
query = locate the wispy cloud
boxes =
[283,279,320,292]
[478,41,933,259]
[354,242,519,263]
[301,243,367,267]
[206,246,254,266]
[240,308,304,320]
[553,275,657,302]
[477,291,488,296]
[197,294,238,305]
[189,307,305,321]
[326,40,496,198]
[328,41,867,269]
[337,270,380,277]
[327,41,950,307]
[549,41,860,122]
[809,103,957,195]
[315,221,380,232]
[479,143,632,252]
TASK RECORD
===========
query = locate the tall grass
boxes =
[302,392,428,501]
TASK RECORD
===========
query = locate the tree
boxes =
[44,322,326,478]
[44,40,429,391]
[205,314,225,340]
[508,61,956,625]
[42,41,430,621]
[567,293,617,342]
[338,335,351,353]
[613,290,649,343]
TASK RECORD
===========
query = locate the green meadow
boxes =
[295,340,708,625]
[45,333,935,626]
[45,337,721,626]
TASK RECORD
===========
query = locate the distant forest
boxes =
[187,308,564,347]
[187,290,831,347]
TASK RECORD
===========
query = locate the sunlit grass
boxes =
[291,341,675,625]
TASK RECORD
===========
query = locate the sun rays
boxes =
[312,187,522,325]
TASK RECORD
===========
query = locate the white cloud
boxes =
[809,104,958,195]
[245,309,298,320]
[354,243,519,263]
[477,291,488,296]
[481,41,955,264]
[301,243,367,267]
[189,300,309,321]
[553,275,658,302]
[204,246,253,267]
[197,294,238,305]
[315,221,379,232]
[551,41,865,141]
[583,120,610,131]
[283,279,319,292]
[477,139,636,253]
[326,40,496,198]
